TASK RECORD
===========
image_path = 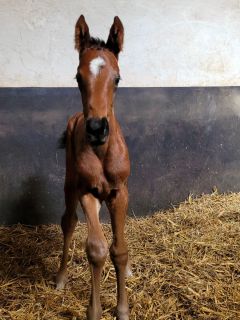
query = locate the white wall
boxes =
[1,0,240,87]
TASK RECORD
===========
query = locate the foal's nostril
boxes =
[86,117,109,138]
[86,118,102,134]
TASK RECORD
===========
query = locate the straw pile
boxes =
[0,191,240,320]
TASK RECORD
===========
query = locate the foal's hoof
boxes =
[56,271,67,290]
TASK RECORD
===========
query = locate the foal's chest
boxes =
[76,147,129,197]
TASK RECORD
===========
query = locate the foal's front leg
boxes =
[56,188,78,289]
[106,185,130,320]
[80,193,108,320]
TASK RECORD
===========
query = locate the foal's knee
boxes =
[61,212,78,234]
[86,238,108,266]
[110,243,128,268]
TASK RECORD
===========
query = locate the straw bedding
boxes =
[0,191,239,319]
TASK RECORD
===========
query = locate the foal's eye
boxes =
[115,75,121,87]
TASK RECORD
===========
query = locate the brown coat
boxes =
[56,15,131,320]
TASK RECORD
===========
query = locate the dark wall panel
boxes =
[1,87,240,224]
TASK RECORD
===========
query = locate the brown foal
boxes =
[56,15,131,320]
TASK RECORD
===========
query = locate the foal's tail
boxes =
[58,130,67,149]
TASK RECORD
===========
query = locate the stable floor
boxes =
[0,192,240,319]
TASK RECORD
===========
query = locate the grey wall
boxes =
[1,0,240,87]
[1,2,240,224]
[1,87,240,224]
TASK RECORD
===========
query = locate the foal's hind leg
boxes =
[106,186,130,320]
[56,188,78,289]
[80,193,108,320]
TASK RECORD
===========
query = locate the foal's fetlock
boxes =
[87,305,102,320]
[116,306,129,320]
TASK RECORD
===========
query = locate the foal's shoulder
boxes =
[67,112,84,133]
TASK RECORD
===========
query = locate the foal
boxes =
[56,15,131,320]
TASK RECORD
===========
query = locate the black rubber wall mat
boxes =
[1,87,240,224]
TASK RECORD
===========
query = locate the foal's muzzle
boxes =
[86,117,109,145]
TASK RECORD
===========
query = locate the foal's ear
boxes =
[75,15,90,53]
[106,16,124,58]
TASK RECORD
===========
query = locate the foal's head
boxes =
[75,15,124,146]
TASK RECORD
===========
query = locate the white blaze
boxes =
[89,57,106,76]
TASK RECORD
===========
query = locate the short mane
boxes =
[89,37,107,49]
